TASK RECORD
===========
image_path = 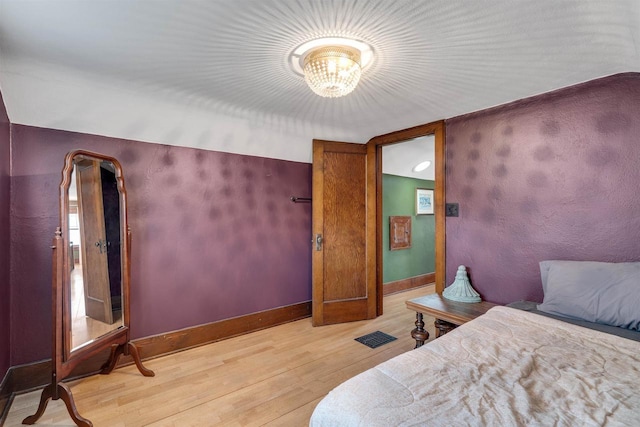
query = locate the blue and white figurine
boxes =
[443,265,481,303]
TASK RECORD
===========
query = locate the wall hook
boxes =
[290,196,312,203]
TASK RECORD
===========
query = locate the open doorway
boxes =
[368,121,445,315]
[381,135,436,295]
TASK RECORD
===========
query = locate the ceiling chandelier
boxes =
[303,46,361,98]
[289,37,374,99]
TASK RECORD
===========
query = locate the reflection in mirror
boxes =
[69,160,124,352]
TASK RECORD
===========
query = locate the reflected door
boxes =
[76,160,114,325]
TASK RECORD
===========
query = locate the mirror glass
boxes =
[68,157,124,352]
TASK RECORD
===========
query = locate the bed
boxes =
[310,261,640,426]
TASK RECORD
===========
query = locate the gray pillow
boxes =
[537,260,640,331]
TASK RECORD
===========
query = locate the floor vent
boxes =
[354,331,397,349]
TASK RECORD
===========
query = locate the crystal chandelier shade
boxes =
[303,46,362,98]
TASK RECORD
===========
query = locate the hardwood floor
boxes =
[5,286,435,426]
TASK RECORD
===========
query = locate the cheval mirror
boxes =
[24,150,154,427]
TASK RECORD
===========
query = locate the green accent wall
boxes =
[383,174,435,284]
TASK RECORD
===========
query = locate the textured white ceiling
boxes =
[383,136,435,181]
[0,0,638,163]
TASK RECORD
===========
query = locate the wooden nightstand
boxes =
[405,293,498,347]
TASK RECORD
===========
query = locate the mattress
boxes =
[310,306,640,426]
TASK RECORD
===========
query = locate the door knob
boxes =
[315,234,323,251]
[95,239,107,254]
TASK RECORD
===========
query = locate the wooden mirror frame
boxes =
[368,120,446,314]
[24,150,154,427]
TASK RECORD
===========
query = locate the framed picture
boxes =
[389,216,411,250]
[416,188,434,215]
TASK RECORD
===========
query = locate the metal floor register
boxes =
[354,331,397,349]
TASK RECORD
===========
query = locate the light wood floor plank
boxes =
[4,286,435,426]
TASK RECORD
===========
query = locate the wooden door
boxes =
[76,160,114,325]
[312,140,377,326]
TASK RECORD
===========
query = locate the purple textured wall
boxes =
[10,126,311,365]
[445,73,640,304]
[0,90,10,379]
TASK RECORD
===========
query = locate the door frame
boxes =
[367,120,446,315]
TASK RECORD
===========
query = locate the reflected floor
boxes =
[70,265,122,350]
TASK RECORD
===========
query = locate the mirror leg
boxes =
[100,343,123,375]
[127,342,155,377]
[22,383,54,424]
[23,383,92,427]
[100,342,155,377]
[57,383,93,427]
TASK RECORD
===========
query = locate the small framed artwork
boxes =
[389,216,411,250]
[416,188,434,215]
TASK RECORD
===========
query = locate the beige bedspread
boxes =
[310,306,640,426]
